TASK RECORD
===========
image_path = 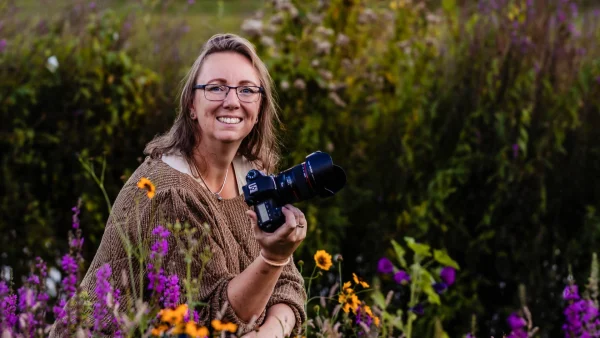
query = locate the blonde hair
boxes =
[144,33,281,173]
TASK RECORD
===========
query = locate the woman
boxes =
[51,33,307,337]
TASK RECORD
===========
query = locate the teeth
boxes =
[217,117,242,124]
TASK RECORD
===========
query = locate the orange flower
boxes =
[338,292,360,314]
[352,273,370,288]
[159,304,187,325]
[150,324,169,336]
[171,322,209,337]
[342,281,354,295]
[211,319,238,333]
[137,177,156,199]
[314,250,333,271]
[374,316,380,327]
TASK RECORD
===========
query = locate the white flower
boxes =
[46,55,59,73]
[241,19,263,37]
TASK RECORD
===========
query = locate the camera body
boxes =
[242,151,346,233]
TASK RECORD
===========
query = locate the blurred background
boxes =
[1,0,600,336]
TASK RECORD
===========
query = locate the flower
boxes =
[507,312,526,330]
[377,257,394,274]
[342,281,354,294]
[394,270,411,284]
[314,250,333,271]
[0,39,7,53]
[137,177,156,199]
[410,303,425,315]
[93,264,118,332]
[338,292,360,314]
[433,282,448,294]
[352,273,370,288]
[440,266,456,286]
[162,275,180,309]
[211,319,238,333]
[160,304,188,325]
[61,254,78,298]
[563,284,580,301]
[151,324,169,336]
[173,321,208,337]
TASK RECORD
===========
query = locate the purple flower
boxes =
[0,282,17,331]
[563,284,580,301]
[89,2,96,9]
[147,263,167,295]
[377,257,394,274]
[512,143,519,159]
[61,254,78,297]
[93,264,114,332]
[433,282,448,294]
[53,299,67,324]
[0,39,6,53]
[440,266,456,286]
[71,204,81,229]
[409,303,424,315]
[162,275,180,309]
[150,226,170,260]
[188,0,195,4]
[507,312,526,330]
[394,270,411,284]
[563,298,599,337]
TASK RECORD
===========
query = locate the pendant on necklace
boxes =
[216,193,223,201]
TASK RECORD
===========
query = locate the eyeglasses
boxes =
[193,84,264,103]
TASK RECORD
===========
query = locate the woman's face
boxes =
[191,51,262,147]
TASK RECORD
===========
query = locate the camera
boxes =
[242,151,346,233]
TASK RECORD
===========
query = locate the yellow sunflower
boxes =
[314,250,333,271]
[338,293,360,314]
[352,273,370,288]
[137,177,156,199]
[342,281,354,295]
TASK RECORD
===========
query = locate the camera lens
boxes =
[274,151,346,205]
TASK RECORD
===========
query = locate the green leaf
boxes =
[405,237,431,257]
[371,289,387,310]
[420,269,441,305]
[391,239,408,268]
[433,249,460,270]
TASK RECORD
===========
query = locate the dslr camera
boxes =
[242,151,346,232]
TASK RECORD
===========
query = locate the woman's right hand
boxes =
[246,204,307,262]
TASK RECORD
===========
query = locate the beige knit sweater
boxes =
[49,156,306,336]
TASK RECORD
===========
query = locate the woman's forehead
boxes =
[197,52,260,85]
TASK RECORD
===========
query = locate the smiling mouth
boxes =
[216,117,243,124]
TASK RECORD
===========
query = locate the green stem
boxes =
[304,265,318,336]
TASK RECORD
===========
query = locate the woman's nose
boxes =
[222,89,241,109]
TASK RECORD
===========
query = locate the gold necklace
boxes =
[193,160,229,201]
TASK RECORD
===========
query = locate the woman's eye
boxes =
[208,86,225,92]
[240,87,256,94]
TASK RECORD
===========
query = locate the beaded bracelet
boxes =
[259,251,290,267]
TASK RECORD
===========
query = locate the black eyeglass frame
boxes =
[192,84,265,103]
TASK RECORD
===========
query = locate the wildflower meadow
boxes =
[2,0,600,337]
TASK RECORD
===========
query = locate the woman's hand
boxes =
[246,204,307,262]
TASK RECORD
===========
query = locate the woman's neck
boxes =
[193,140,239,188]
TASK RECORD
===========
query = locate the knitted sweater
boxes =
[49,156,306,336]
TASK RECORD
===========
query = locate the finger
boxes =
[246,210,262,237]
[276,205,298,237]
[297,213,307,238]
